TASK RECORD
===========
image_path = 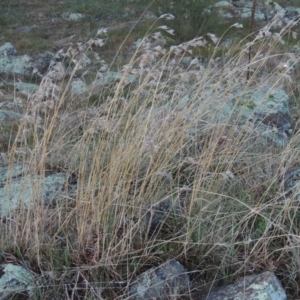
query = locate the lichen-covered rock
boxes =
[8,82,39,93]
[33,51,55,75]
[71,78,87,95]
[0,43,53,77]
[233,87,292,147]
[61,12,84,22]
[0,263,35,299]
[212,1,288,22]
[202,271,286,300]
[179,86,292,148]
[128,259,190,300]
[91,71,137,89]
[0,165,69,216]
[0,109,22,124]
[281,167,300,202]
[0,43,33,76]
[285,6,300,20]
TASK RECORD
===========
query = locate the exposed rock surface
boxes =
[178,86,292,148]
[0,43,32,76]
[231,87,292,147]
[0,263,35,299]
[0,165,73,216]
[71,78,87,95]
[213,0,299,22]
[0,109,22,124]
[0,1,299,298]
[61,12,84,22]
[281,167,300,202]
[92,71,137,89]
[128,259,190,300]
[0,43,54,77]
[201,271,286,300]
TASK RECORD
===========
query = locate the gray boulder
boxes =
[70,78,87,95]
[0,109,22,124]
[0,43,54,77]
[0,165,70,216]
[0,263,35,299]
[231,87,292,147]
[128,259,190,299]
[0,43,33,76]
[213,1,285,22]
[61,12,84,22]
[178,86,292,148]
[285,6,300,20]
[281,167,300,202]
[201,271,286,300]
[92,71,137,89]
[7,82,39,94]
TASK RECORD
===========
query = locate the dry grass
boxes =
[1,10,300,299]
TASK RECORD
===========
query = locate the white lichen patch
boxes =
[0,264,35,298]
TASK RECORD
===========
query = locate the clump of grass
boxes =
[1,9,300,299]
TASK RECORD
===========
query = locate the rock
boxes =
[0,43,33,76]
[0,165,71,216]
[143,10,157,20]
[0,43,17,57]
[61,12,84,22]
[16,25,38,33]
[201,271,286,300]
[71,78,87,95]
[91,71,137,89]
[215,1,232,8]
[234,87,292,147]
[0,263,35,299]
[284,6,300,20]
[240,6,266,22]
[0,43,54,77]
[180,56,208,68]
[128,259,190,300]
[264,0,283,14]
[281,167,300,202]
[7,82,39,94]
[213,1,285,22]
[33,51,55,76]
[179,86,292,148]
[0,109,22,123]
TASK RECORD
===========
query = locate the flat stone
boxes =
[202,272,286,300]
[71,79,87,95]
[129,259,190,300]
[91,71,137,89]
[61,12,84,22]
[281,167,300,202]
[285,6,300,20]
[0,43,33,75]
[16,25,38,33]
[0,263,35,299]
[0,165,68,216]
[0,109,22,123]
[0,43,17,57]
[214,1,232,8]
[8,82,39,93]
[178,86,292,148]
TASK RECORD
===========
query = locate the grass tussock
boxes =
[1,10,300,299]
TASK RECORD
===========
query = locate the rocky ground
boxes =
[1,0,300,299]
